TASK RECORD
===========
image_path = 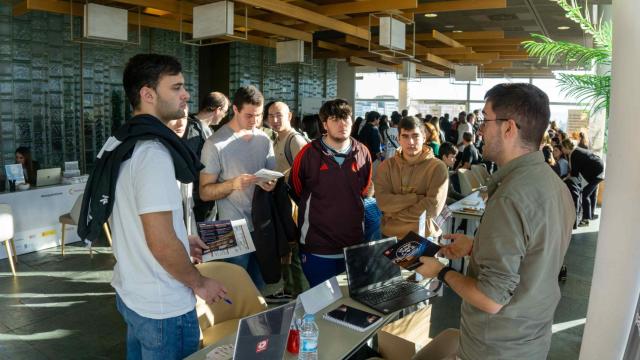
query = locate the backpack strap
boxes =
[284,131,310,166]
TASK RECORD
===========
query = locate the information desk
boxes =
[0,183,85,260]
[186,285,402,360]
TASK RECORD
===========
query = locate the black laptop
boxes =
[344,238,438,314]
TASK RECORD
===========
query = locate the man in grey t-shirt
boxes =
[199,85,276,290]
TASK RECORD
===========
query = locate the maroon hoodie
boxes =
[289,137,372,255]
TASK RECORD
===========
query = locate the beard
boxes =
[482,135,502,163]
[156,96,184,122]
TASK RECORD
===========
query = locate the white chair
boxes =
[457,168,481,196]
[59,194,112,256]
[471,164,491,186]
[0,204,17,276]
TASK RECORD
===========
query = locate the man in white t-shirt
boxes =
[111,54,227,359]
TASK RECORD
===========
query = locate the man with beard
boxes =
[96,54,227,359]
[288,99,372,287]
[414,83,575,360]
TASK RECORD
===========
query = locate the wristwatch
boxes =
[437,266,456,286]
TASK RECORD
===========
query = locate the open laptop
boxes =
[36,168,62,187]
[344,238,438,314]
[206,302,296,360]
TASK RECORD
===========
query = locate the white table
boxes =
[0,183,85,259]
[186,285,402,360]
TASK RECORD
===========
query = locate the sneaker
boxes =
[264,291,294,304]
[558,265,568,281]
[591,214,599,220]
[578,219,590,227]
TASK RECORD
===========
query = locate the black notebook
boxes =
[323,304,382,332]
[382,231,441,270]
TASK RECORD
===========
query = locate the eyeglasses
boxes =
[480,118,521,129]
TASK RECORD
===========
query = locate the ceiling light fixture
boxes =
[558,26,570,30]
[424,13,438,18]
[445,25,455,28]
[453,30,463,33]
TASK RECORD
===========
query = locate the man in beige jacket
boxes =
[374,116,449,239]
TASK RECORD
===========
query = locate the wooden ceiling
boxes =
[12,0,611,77]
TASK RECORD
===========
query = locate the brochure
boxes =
[196,219,256,261]
[382,231,441,271]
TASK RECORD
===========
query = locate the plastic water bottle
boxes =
[298,314,319,360]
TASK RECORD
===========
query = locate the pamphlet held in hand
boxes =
[253,169,284,182]
[383,231,441,271]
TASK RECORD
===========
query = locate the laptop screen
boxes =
[233,302,295,359]
[344,238,402,293]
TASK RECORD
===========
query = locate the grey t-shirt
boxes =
[201,124,276,231]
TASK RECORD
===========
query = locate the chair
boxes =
[195,262,267,347]
[0,204,17,276]
[471,164,491,186]
[59,194,112,256]
[457,168,481,196]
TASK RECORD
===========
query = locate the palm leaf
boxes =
[557,73,611,115]
[552,0,611,50]
[522,34,610,67]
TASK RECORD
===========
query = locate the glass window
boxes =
[355,100,398,117]
[355,72,399,99]
[408,78,467,101]
[469,77,530,101]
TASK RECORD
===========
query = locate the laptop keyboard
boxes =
[359,282,424,305]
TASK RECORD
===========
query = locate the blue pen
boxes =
[224,298,233,305]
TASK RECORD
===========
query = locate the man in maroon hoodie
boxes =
[289,99,372,287]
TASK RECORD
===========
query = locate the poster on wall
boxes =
[301,97,325,115]
[567,109,589,135]
[623,291,640,360]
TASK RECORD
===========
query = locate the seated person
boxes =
[438,142,465,204]
[455,132,480,170]
[15,146,38,186]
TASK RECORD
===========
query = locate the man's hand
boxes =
[232,174,258,190]
[415,256,445,278]
[193,276,228,304]
[188,235,208,264]
[257,179,276,192]
[439,234,474,260]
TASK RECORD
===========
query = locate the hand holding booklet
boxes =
[383,231,441,271]
[253,169,284,182]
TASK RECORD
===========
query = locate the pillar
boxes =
[579,1,640,359]
[337,61,356,107]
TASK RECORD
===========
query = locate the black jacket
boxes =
[251,179,296,284]
[78,114,203,241]
[358,123,382,161]
[570,147,604,182]
[182,114,215,222]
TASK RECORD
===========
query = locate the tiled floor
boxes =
[0,217,599,359]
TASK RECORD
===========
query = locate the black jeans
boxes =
[582,178,603,220]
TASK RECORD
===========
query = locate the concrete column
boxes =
[399,79,408,112]
[590,5,612,157]
[337,61,356,106]
[579,1,640,359]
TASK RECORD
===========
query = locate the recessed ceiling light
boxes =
[558,26,570,30]
[444,25,455,28]
[452,30,463,33]
[424,13,438,18]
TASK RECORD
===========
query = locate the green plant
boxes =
[522,0,611,115]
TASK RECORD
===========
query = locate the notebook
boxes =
[382,231,441,271]
[323,304,382,332]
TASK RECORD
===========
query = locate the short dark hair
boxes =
[438,142,458,159]
[466,113,475,121]
[200,91,228,112]
[123,54,182,109]
[232,85,264,112]
[365,111,380,123]
[319,99,352,122]
[484,83,550,150]
[390,112,402,125]
[398,116,425,135]
[463,132,473,143]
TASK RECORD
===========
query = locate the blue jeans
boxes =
[223,252,265,290]
[300,251,346,288]
[115,294,200,360]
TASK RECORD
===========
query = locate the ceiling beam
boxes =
[424,47,474,55]
[431,30,465,48]
[414,0,506,14]
[349,56,398,72]
[443,52,500,61]
[423,53,454,69]
[237,16,313,42]
[415,63,445,77]
[234,0,370,40]
[318,0,417,17]
[481,61,513,69]
[458,38,528,46]
[471,45,520,52]
[443,31,505,40]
